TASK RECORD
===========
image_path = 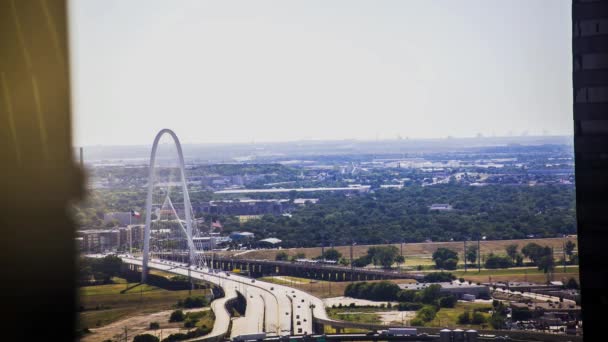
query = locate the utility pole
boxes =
[464,239,467,272]
[563,238,567,273]
[400,240,404,273]
[350,241,354,270]
[478,237,481,273]
[124,326,127,342]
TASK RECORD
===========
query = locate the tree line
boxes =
[236,184,576,247]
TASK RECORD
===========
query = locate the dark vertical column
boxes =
[0,1,83,340]
[572,1,608,337]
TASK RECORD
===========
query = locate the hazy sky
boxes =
[70,0,572,146]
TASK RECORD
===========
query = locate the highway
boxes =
[116,255,328,339]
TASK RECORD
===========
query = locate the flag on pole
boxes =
[131,210,141,218]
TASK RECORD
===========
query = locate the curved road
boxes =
[117,256,327,338]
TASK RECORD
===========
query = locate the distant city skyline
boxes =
[70,0,572,146]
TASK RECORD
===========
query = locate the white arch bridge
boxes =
[119,129,329,339]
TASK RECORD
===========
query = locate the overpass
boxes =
[116,255,329,340]
[154,253,423,281]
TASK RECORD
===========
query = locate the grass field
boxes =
[78,277,211,330]
[223,237,578,265]
[327,307,383,324]
[425,302,493,329]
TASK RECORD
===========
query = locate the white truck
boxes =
[381,327,417,336]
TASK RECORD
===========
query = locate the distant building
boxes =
[193,236,217,250]
[429,204,453,211]
[230,231,255,241]
[488,281,563,293]
[77,229,121,252]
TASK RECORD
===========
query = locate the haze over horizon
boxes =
[70,0,573,147]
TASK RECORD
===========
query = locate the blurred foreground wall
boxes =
[0,0,82,340]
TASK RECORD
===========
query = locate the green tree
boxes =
[466,246,478,265]
[438,295,457,308]
[320,248,342,261]
[417,284,442,304]
[515,253,524,266]
[433,248,459,270]
[275,251,288,261]
[484,254,514,269]
[352,255,371,267]
[505,244,518,262]
[169,310,185,322]
[422,272,455,283]
[521,243,544,264]
[565,241,576,262]
[368,246,400,269]
[537,247,555,274]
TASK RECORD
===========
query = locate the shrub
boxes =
[416,305,438,322]
[181,296,207,308]
[423,272,456,283]
[133,334,159,342]
[183,319,198,328]
[410,318,425,326]
[438,295,457,308]
[161,333,188,342]
[275,251,289,261]
[443,258,458,270]
[471,312,486,324]
[489,314,506,329]
[149,322,160,330]
[484,254,514,269]
[458,310,471,324]
[397,290,417,302]
[169,310,185,323]
[398,302,423,311]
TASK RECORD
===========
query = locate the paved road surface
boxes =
[116,255,328,338]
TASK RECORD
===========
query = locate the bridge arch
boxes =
[142,129,195,283]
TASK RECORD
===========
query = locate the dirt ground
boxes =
[323,296,398,308]
[82,307,209,342]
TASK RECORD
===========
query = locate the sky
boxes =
[69,0,573,146]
